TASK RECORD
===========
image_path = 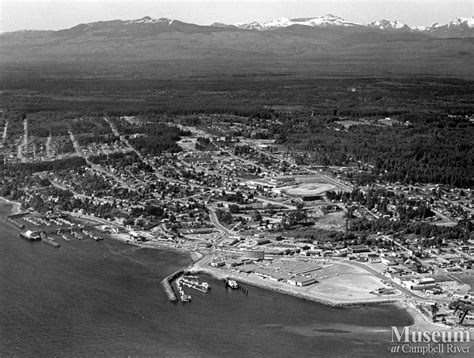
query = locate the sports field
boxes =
[283,183,337,196]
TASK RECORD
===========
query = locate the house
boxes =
[381,257,398,266]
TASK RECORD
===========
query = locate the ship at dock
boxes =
[20,230,60,247]
[19,230,41,241]
[226,279,239,289]
[180,276,210,293]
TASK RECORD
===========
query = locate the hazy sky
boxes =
[1,0,472,32]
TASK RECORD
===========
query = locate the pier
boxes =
[3,213,28,229]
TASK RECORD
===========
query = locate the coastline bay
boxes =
[0,200,415,357]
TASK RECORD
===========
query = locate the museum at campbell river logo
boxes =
[390,327,471,355]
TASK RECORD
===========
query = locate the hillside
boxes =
[0,16,473,78]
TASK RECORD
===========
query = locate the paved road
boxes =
[102,116,120,137]
[104,116,187,186]
[69,129,138,192]
[17,117,28,162]
[2,119,8,144]
[208,208,232,235]
[45,133,52,158]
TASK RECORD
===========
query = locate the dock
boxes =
[3,215,25,229]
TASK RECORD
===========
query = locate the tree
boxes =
[228,204,240,214]
[252,210,262,222]
[295,201,304,211]
[431,303,439,320]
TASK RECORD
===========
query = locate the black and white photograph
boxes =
[0,0,473,356]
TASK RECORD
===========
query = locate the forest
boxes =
[1,66,472,188]
[127,123,189,156]
[278,114,473,187]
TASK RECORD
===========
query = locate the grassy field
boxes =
[284,183,337,196]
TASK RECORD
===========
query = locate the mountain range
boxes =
[0,15,472,78]
[221,14,474,35]
[2,14,473,36]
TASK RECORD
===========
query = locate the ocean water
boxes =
[0,204,414,357]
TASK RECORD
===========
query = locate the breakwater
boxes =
[161,269,184,302]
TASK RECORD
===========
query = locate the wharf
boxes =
[2,216,25,229]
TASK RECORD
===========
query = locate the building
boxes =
[381,257,398,266]
[288,276,317,287]
[409,277,437,291]
[302,195,322,201]
[349,245,371,254]
[413,277,436,286]
[242,250,265,260]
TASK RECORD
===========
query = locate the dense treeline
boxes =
[348,217,469,242]
[0,157,86,201]
[28,111,76,137]
[69,117,111,135]
[77,134,118,146]
[326,189,435,221]
[128,123,188,156]
[279,115,473,187]
[89,152,153,172]
[1,157,86,176]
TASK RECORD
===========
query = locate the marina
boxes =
[161,270,211,303]
[15,213,105,249]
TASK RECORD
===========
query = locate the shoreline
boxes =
[187,260,400,308]
[186,260,473,332]
[395,301,466,332]
[106,231,203,262]
[0,196,22,215]
[1,198,466,332]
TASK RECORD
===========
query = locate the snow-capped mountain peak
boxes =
[446,17,474,28]
[261,17,293,29]
[236,14,360,30]
[369,19,408,30]
[426,16,473,37]
[234,21,263,30]
[126,17,173,25]
[413,26,427,31]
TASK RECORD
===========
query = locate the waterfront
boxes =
[0,201,419,357]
